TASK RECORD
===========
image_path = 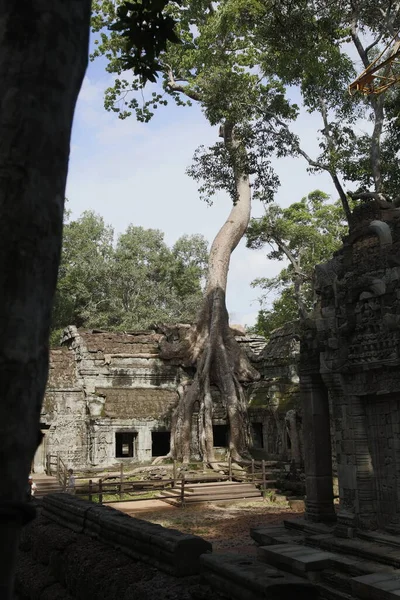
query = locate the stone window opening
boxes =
[213,424,228,447]
[251,422,264,449]
[115,432,137,458]
[152,431,171,457]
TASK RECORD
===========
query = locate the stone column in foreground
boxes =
[301,374,336,522]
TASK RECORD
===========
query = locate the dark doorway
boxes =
[213,424,228,447]
[251,422,264,449]
[152,431,170,457]
[115,432,137,458]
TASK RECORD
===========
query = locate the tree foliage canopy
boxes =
[92,0,400,225]
[51,210,208,343]
[92,0,299,206]
[246,190,347,337]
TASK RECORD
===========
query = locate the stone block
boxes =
[257,544,337,575]
[43,493,211,576]
[337,465,357,490]
[250,526,289,546]
[201,554,319,600]
[351,573,400,600]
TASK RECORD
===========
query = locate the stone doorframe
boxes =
[32,423,50,474]
[301,373,336,523]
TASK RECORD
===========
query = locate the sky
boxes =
[65,39,342,327]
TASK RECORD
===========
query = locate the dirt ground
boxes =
[107,498,303,555]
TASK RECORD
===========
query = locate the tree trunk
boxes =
[371,95,384,193]
[0,3,91,598]
[161,124,260,463]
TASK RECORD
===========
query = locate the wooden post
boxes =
[89,479,93,503]
[56,452,60,482]
[173,460,177,486]
[180,473,185,508]
[262,460,266,498]
[251,459,255,483]
[99,479,103,505]
[120,463,123,499]
[228,455,232,481]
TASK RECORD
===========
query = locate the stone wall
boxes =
[300,200,400,531]
[15,496,316,600]
[248,322,302,462]
[36,323,302,472]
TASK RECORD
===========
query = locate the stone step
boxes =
[357,530,400,550]
[200,553,319,600]
[307,534,400,569]
[320,569,355,595]
[351,572,400,600]
[251,525,305,546]
[284,517,334,535]
[314,582,354,600]
[184,482,261,491]
[257,543,338,576]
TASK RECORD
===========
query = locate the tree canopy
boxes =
[239,0,400,215]
[92,0,400,223]
[51,211,208,343]
[246,190,347,337]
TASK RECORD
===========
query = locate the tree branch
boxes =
[165,65,203,102]
[365,32,384,57]
[379,2,400,37]
[350,2,369,69]
[264,110,328,170]
[265,108,351,222]
[317,97,352,221]
[348,191,393,207]
[271,235,305,280]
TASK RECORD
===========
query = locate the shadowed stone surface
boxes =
[42,493,212,576]
[200,554,319,600]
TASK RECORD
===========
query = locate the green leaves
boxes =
[246,190,347,337]
[105,0,182,84]
[51,212,209,339]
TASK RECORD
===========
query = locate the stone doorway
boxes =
[32,424,49,474]
[152,431,171,457]
[213,424,228,447]
[251,422,264,449]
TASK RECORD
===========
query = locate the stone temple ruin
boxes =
[34,322,302,473]
[251,201,400,600]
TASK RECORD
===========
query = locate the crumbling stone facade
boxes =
[301,200,400,532]
[34,323,302,472]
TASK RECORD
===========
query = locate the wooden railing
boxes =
[47,453,69,490]
[46,455,290,505]
[75,477,175,504]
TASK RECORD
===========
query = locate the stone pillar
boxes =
[301,374,336,522]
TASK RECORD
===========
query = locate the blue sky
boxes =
[65,41,339,327]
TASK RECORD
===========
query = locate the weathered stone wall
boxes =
[247,323,302,461]
[301,200,400,531]
[39,323,301,471]
[15,496,316,600]
[16,504,215,600]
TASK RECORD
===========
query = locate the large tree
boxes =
[246,190,347,338]
[0,3,92,598]
[92,0,296,462]
[51,212,208,340]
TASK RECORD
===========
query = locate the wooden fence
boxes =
[46,454,287,505]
